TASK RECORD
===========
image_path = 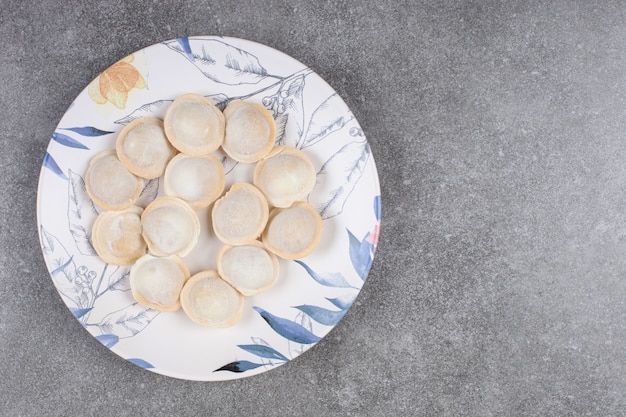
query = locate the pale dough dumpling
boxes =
[91,205,146,265]
[253,146,316,208]
[217,241,279,296]
[164,93,225,155]
[222,100,275,163]
[130,254,190,312]
[180,270,244,327]
[116,117,177,179]
[85,150,143,211]
[164,153,225,210]
[141,196,200,257]
[211,183,269,246]
[262,202,323,260]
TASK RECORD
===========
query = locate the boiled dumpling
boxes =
[253,146,316,208]
[116,117,177,179]
[141,196,200,257]
[211,183,269,245]
[85,150,143,211]
[163,153,225,210]
[130,254,190,311]
[262,202,323,259]
[91,205,146,265]
[180,270,244,327]
[163,93,224,155]
[217,241,279,296]
[222,100,275,163]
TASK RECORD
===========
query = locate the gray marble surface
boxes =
[2,0,625,415]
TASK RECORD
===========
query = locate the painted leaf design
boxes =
[273,113,289,146]
[288,310,314,359]
[214,360,264,373]
[348,229,375,281]
[294,260,356,288]
[237,344,289,362]
[96,333,119,348]
[208,93,231,110]
[52,132,89,150]
[262,73,307,147]
[294,305,346,326]
[374,195,381,221]
[67,170,98,256]
[308,140,370,219]
[326,294,357,311]
[135,178,159,208]
[213,148,238,175]
[176,37,193,60]
[40,226,87,309]
[164,38,269,85]
[127,358,154,369]
[70,307,92,319]
[252,307,320,344]
[299,93,354,149]
[96,265,130,296]
[60,126,113,136]
[114,100,173,125]
[43,152,68,180]
[90,303,159,338]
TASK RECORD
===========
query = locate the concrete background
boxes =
[1,0,625,415]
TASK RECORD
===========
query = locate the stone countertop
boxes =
[1,1,625,415]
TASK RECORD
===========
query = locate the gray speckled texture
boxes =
[2,0,626,415]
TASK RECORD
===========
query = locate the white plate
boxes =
[37,36,381,381]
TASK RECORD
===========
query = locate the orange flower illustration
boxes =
[88,55,145,109]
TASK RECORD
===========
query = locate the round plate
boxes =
[37,36,381,381]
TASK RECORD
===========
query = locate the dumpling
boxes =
[180,270,244,327]
[91,205,146,265]
[253,146,316,208]
[130,254,190,311]
[163,153,225,210]
[211,183,269,246]
[116,117,177,179]
[222,100,275,163]
[262,202,323,259]
[141,196,200,257]
[85,150,143,211]
[163,93,225,155]
[217,241,279,296]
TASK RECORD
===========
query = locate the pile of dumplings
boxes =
[85,94,322,328]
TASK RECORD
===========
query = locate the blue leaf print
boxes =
[70,307,92,319]
[60,126,113,136]
[299,93,354,149]
[293,305,346,326]
[294,260,356,288]
[237,344,289,362]
[67,170,98,256]
[176,37,193,60]
[164,38,271,85]
[326,294,357,311]
[253,307,321,344]
[308,140,370,219]
[127,358,154,369]
[96,334,119,348]
[52,132,89,150]
[214,360,264,373]
[347,229,374,281]
[43,152,68,180]
[50,255,74,276]
[374,195,381,221]
[115,99,173,125]
[89,303,159,338]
